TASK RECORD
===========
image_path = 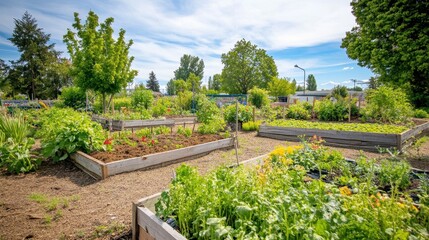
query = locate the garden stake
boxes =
[235,100,239,165]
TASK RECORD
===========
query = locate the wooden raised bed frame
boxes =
[258,121,429,151]
[70,138,234,179]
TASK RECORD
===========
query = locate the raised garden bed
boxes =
[70,136,234,179]
[91,115,175,131]
[132,145,429,240]
[258,119,429,151]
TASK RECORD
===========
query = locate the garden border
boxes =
[257,121,429,151]
[70,138,235,179]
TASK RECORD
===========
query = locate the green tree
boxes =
[221,39,278,94]
[248,87,269,109]
[187,73,201,93]
[42,56,73,99]
[9,11,59,100]
[341,0,429,108]
[331,85,348,100]
[174,79,188,93]
[368,76,381,90]
[146,71,160,92]
[211,74,221,91]
[64,11,137,113]
[268,77,296,100]
[0,59,11,97]
[174,54,204,81]
[167,79,175,95]
[306,74,317,91]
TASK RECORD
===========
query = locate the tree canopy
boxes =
[146,71,160,92]
[306,74,317,91]
[64,11,137,112]
[341,0,429,108]
[174,54,204,81]
[268,77,296,99]
[221,39,278,94]
[8,11,64,99]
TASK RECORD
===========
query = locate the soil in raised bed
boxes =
[90,133,224,163]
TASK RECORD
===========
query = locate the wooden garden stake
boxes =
[348,92,352,122]
[235,100,239,165]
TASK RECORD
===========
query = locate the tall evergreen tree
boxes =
[306,74,317,91]
[174,54,204,81]
[9,11,58,99]
[146,71,160,92]
[212,74,221,91]
[208,76,212,90]
[166,79,175,95]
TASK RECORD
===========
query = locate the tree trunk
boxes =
[102,93,106,113]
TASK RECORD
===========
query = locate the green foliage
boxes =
[166,79,176,95]
[223,104,253,123]
[63,11,137,113]
[197,120,226,134]
[196,97,220,124]
[208,74,221,91]
[112,97,132,110]
[341,0,429,108]
[331,85,348,99]
[131,88,153,110]
[58,86,86,110]
[316,98,359,121]
[174,54,204,81]
[247,87,269,109]
[362,86,413,124]
[177,126,192,138]
[286,103,311,120]
[268,119,408,134]
[102,110,152,120]
[414,109,428,118]
[306,74,317,91]
[0,113,30,143]
[38,108,104,162]
[146,71,160,92]
[175,91,193,113]
[155,144,427,239]
[151,98,171,118]
[268,77,296,99]
[242,121,261,131]
[0,137,40,174]
[221,39,278,93]
[378,160,411,191]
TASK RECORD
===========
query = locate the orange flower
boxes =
[103,138,113,145]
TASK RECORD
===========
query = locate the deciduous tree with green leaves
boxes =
[146,71,160,92]
[306,74,317,91]
[221,39,278,94]
[63,11,137,113]
[174,54,204,81]
[167,79,176,95]
[268,77,296,100]
[341,0,429,108]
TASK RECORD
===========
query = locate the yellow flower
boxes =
[339,186,352,196]
[270,146,287,157]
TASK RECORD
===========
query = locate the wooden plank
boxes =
[107,138,234,176]
[259,125,398,144]
[137,207,186,240]
[70,152,104,179]
[132,193,162,240]
[401,121,429,143]
[139,226,155,240]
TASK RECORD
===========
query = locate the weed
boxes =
[93,222,126,238]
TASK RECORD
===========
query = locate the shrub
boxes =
[414,109,428,118]
[174,91,193,113]
[331,85,348,99]
[248,87,270,109]
[242,121,261,131]
[197,119,225,134]
[0,113,30,143]
[223,104,253,123]
[112,97,132,110]
[177,126,192,137]
[196,98,220,124]
[286,103,311,120]
[316,98,359,121]
[362,86,413,123]
[152,98,172,118]
[131,89,154,110]
[58,86,86,110]
[38,108,104,162]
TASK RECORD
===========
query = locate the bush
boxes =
[131,89,154,110]
[196,98,220,124]
[316,98,359,121]
[38,108,104,162]
[286,103,311,120]
[112,97,132,110]
[197,119,226,134]
[362,86,413,123]
[0,113,30,143]
[223,104,253,123]
[242,121,261,131]
[331,85,348,99]
[414,109,429,118]
[175,91,193,113]
[152,98,172,117]
[248,87,270,109]
[58,86,86,110]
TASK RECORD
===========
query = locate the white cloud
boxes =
[342,66,354,70]
[0,0,362,85]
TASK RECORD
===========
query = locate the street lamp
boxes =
[350,79,357,91]
[294,64,306,95]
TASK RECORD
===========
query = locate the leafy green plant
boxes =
[223,104,252,123]
[286,103,311,120]
[38,108,105,162]
[0,113,30,143]
[197,120,225,134]
[177,126,192,137]
[248,87,270,108]
[131,88,153,110]
[362,86,413,124]
[378,160,411,191]
[0,137,40,173]
[268,119,408,134]
[414,109,429,118]
[242,121,261,131]
[58,86,86,110]
[196,98,220,124]
[315,98,359,121]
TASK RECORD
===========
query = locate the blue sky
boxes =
[0,0,373,92]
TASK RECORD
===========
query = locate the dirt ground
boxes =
[0,132,428,240]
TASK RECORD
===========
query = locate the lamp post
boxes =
[350,79,357,91]
[294,65,306,95]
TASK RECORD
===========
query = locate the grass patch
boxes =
[29,193,79,224]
